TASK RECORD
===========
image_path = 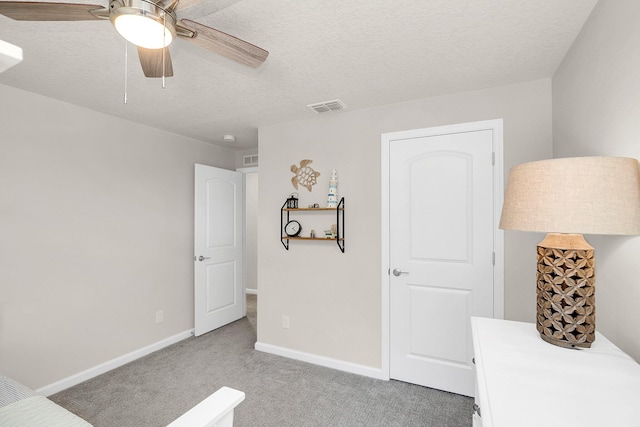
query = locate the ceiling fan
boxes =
[0,0,269,77]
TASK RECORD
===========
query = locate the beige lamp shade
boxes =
[499,157,640,235]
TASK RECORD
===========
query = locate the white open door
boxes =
[382,120,503,397]
[194,164,244,336]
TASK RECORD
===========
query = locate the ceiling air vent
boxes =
[307,99,347,114]
[243,154,258,167]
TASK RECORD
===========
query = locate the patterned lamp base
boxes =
[536,233,596,349]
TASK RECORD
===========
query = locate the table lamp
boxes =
[499,157,640,348]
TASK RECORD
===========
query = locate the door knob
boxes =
[197,256,211,262]
[392,268,409,276]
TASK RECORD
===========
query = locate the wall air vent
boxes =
[307,99,347,114]
[243,154,258,166]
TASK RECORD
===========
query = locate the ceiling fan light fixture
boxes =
[110,0,176,49]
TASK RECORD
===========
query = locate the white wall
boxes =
[0,84,236,389]
[553,0,640,361]
[257,79,553,370]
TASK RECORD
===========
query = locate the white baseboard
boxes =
[36,329,194,397]
[245,288,257,295]
[254,342,386,380]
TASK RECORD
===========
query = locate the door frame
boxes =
[380,119,505,380]
[237,166,258,296]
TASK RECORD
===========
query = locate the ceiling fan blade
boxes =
[137,47,174,78]
[178,19,268,68]
[173,0,206,13]
[0,2,106,21]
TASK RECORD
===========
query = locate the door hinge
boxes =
[492,152,495,165]
[492,252,495,265]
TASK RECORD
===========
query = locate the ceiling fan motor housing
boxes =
[109,0,177,49]
[0,0,269,78]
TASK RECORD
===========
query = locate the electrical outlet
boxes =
[282,315,290,329]
[155,310,164,324]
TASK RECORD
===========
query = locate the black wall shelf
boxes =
[281,197,345,253]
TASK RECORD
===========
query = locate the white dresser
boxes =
[471,317,640,427]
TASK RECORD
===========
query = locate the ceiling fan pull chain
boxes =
[123,40,129,104]
[162,13,167,89]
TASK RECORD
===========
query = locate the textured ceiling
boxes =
[0,0,598,151]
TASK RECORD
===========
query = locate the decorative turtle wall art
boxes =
[290,159,321,192]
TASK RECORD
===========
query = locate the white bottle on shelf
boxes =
[327,168,338,208]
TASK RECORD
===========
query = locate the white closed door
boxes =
[194,164,244,337]
[387,124,498,397]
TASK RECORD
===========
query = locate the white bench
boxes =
[0,373,245,427]
[168,387,245,427]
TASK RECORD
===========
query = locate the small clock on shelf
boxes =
[284,220,302,237]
